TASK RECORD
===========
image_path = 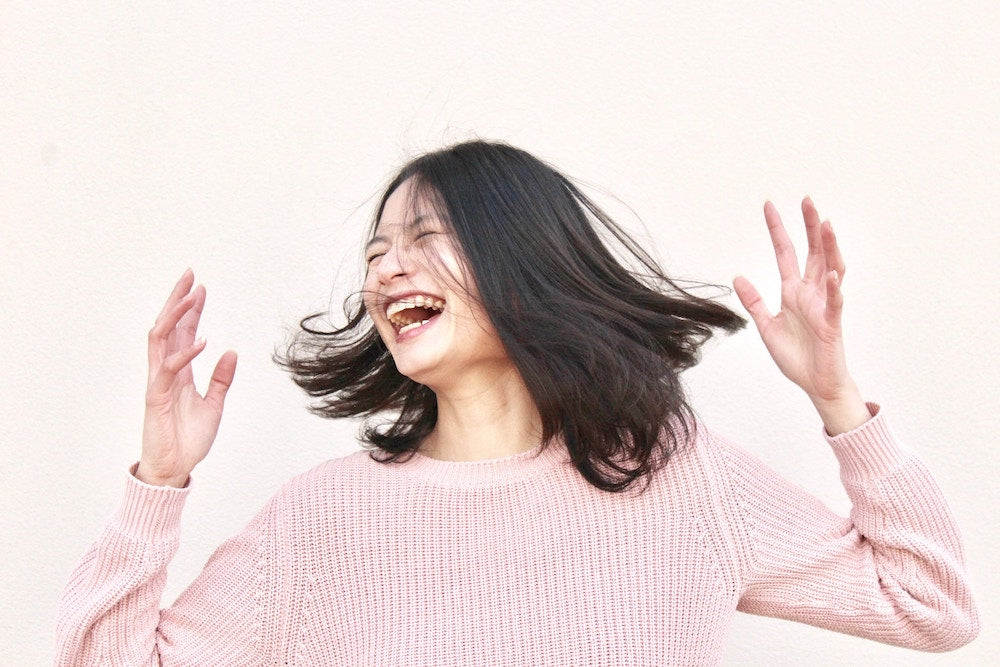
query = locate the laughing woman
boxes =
[56,141,978,665]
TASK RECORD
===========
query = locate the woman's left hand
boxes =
[733,197,872,435]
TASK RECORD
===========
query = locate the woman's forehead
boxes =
[375,180,442,233]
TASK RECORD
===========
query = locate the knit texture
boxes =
[55,405,978,665]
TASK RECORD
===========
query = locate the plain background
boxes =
[2,1,998,664]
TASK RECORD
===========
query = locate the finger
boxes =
[155,268,195,324]
[824,270,844,328]
[763,201,800,282]
[175,285,206,346]
[204,350,238,412]
[733,275,772,333]
[148,292,200,372]
[171,285,206,385]
[801,197,827,284]
[148,337,207,398]
[152,270,197,371]
[821,220,846,285]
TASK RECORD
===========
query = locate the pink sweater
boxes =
[56,405,978,665]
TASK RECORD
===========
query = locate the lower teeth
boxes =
[398,319,429,335]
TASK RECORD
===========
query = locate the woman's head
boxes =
[362,175,511,393]
[279,139,746,493]
[361,141,640,391]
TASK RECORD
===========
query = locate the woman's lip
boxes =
[394,311,442,343]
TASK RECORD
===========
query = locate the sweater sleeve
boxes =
[718,404,979,652]
[55,467,288,666]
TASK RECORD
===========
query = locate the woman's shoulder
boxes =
[253,448,385,535]
[645,419,760,502]
[276,447,380,497]
[661,419,735,469]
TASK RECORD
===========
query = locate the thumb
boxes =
[204,350,238,412]
[733,275,771,333]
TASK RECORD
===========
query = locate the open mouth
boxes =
[386,295,445,335]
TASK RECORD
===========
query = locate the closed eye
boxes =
[364,228,441,265]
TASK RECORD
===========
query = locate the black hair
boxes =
[276,140,745,493]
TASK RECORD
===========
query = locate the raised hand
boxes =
[136,269,237,487]
[733,198,871,435]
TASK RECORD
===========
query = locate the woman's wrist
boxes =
[134,461,190,488]
[810,382,872,436]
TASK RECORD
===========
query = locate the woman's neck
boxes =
[421,367,542,462]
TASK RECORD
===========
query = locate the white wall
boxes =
[2,1,997,664]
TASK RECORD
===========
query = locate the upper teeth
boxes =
[386,296,445,328]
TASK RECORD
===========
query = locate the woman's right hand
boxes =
[135,269,238,487]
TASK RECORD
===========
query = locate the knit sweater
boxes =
[55,404,978,665]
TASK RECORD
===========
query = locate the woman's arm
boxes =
[55,471,286,665]
[711,408,979,650]
[55,472,187,666]
[725,199,978,648]
[56,270,242,663]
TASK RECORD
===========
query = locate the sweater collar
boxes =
[398,439,568,488]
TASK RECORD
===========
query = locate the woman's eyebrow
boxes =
[365,215,431,253]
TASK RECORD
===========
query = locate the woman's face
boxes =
[362,178,512,391]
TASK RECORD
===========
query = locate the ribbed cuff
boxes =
[824,402,914,482]
[111,463,191,542]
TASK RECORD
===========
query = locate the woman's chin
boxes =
[392,354,445,387]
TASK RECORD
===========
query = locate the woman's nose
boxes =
[375,240,412,284]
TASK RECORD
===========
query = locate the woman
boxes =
[56,141,978,664]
